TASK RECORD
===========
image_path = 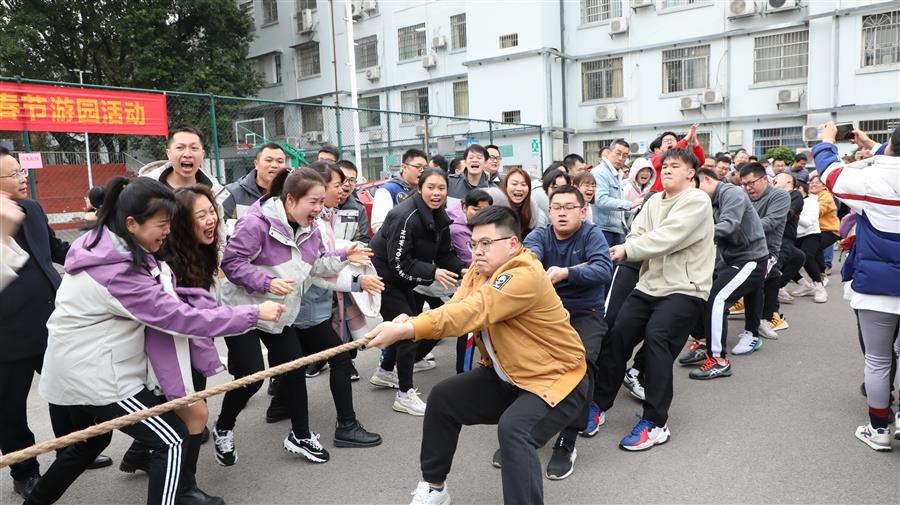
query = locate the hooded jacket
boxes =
[710,182,769,265]
[621,159,658,202]
[221,169,266,228]
[40,227,259,406]
[371,175,414,233]
[797,194,820,238]
[335,191,371,245]
[445,201,473,264]
[650,138,706,192]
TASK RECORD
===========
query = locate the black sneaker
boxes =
[268,377,278,396]
[334,420,382,448]
[678,340,707,366]
[546,437,577,480]
[177,486,225,505]
[350,361,360,382]
[212,427,237,466]
[87,454,113,470]
[284,431,330,463]
[305,360,329,378]
[266,398,290,423]
[119,444,151,474]
[491,448,501,468]
[13,473,40,499]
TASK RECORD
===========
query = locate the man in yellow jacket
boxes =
[367,206,588,505]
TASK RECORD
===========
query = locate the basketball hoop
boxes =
[235,143,253,153]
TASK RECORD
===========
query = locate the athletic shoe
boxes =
[813,282,828,303]
[265,398,290,423]
[777,288,794,304]
[678,340,707,366]
[728,298,744,316]
[393,388,427,416]
[212,427,237,466]
[758,321,779,340]
[491,448,501,468]
[619,415,670,451]
[791,278,815,297]
[546,437,577,480]
[821,273,830,286]
[689,356,732,380]
[369,367,399,389]
[423,352,435,361]
[119,444,150,474]
[769,312,789,331]
[409,481,450,505]
[413,358,436,373]
[13,474,39,499]
[895,412,900,440]
[579,402,605,437]
[350,361,361,382]
[731,330,762,355]
[854,424,892,451]
[305,360,328,378]
[267,377,277,396]
[284,431,330,463]
[623,368,646,400]
[334,420,382,448]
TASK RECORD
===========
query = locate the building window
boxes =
[453,81,469,117]
[398,23,426,61]
[297,0,316,10]
[582,57,623,100]
[302,101,324,132]
[499,33,519,49]
[502,110,521,123]
[362,156,384,182]
[696,132,710,155]
[295,43,320,77]
[661,0,703,8]
[861,10,900,67]
[580,0,622,24]
[451,13,467,50]
[401,87,429,123]
[858,118,900,144]
[262,0,278,24]
[662,44,709,93]
[358,95,381,128]
[583,139,616,167]
[753,127,804,159]
[274,54,283,84]
[754,30,809,83]
[271,108,285,137]
[355,35,378,68]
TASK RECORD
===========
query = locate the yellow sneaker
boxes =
[728,298,745,316]
[769,312,789,331]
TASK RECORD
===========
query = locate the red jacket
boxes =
[650,138,706,191]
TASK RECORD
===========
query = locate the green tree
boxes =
[764,146,795,165]
[0,0,261,157]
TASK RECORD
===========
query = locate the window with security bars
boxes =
[296,0,316,10]
[401,87,429,123]
[754,30,808,83]
[583,139,616,167]
[500,33,518,48]
[662,0,704,8]
[453,81,469,116]
[363,157,385,182]
[355,36,378,68]
[753,127,804,159]
[274,55,282,84]
[582,57,623,100]
[358,95,381,128]
[262,0,278,24]
[502,110,521,123]
[859,118,900,144]
[696,132,711,155]
[861,10,900,67]
[580,0,622,24]
[398,23,426,61]
[451,13,467,50]
[295,43,320,77]
[662,45,709,93]
[302,102,324,132]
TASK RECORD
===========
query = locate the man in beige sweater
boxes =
[596,148,715,452]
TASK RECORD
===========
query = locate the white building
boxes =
[238,0,900,178]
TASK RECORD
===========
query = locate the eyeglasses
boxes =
[549,203,584,211]
[0,169,27,180]
[405,162,427,170]
[742,174,767,187]
[467,236,514,252]
[488,155,501,161]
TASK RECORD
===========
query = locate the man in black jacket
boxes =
[0,152,110,499]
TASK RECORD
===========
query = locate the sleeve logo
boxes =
[492,273,512,290]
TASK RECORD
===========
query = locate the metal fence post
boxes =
[335,105,343,153]
[539,128,544,168]
[22,131,37,199]
[489,120,494,145]
[423,115,430,156]
[208,94,222,182]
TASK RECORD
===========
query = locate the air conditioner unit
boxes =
[304,131,326,144]
[629,142,640,153]
[421,54,437,69]
[680,96,701,111]
[630,0,653,8]
[299,8,314,33]
[609,17,628,35]
[701,89,724,105]
[365,65,380,81]
[415,123,427,136]
[803,126,820,142]
[350,1,363,20]
[777,87,801,105]
[368,130,383,141]
[728,0,757,18]
[432,35,447,50]
[362,0,377,12]
[766,0,799,13]
[593,104,618,122]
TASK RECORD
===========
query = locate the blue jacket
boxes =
[590,160,630,234]
[523,221,613,313]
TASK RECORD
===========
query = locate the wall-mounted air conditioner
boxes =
[609,17,628,35]
[803,126,819,142]
[680,96,701,111]
[766,0,799,13]
[304,131,326,144]
[631,0,653,9]
[432,35,447,50]
[594,104,618,122]
[421,54,437,69]
[701,89,724,105]
[298,8,314,33]
[777,87,801,105]
[728,0,757,18]
[365,66,380,81]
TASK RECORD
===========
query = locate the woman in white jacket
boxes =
[792,182,827,302]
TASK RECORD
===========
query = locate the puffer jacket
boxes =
[221,169,266,236]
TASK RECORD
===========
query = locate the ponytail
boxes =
[264,167,325,203]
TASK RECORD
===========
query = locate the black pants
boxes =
[817,232,839,272]
[560,310,606,443]
[378,286,420,391]
[26,388,188,505]
[421,366,588,505]
[777,243,806,290]
[0,355,75,481]
[745,259,780,330]
[604,262,648,374]
[216,327,308,436]
[703,260,767,358]
[797,234,824,280]
[594,290,704,426]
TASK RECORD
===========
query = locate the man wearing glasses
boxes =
[590,138,643,247]
[366,206,588,505]
[371,148,427,233]
[335,159,370,245]
[522,185,612,480]
[484,144,503,185]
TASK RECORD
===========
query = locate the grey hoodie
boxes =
[749,185,790,258]
[711,182,768,265]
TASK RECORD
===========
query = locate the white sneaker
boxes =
[413,359,436,373]
[622,368,645,401]
[895,412,900,440]
[409,481,450,505]
[777,288,794,303]
[393,388,427,416]
[369,367,399,389]
[423,352,435,361]
[855,423,892,451]
[731,330,761,355]
[758,322,779,340]
[813,282,828,303]
[791,278,815,297]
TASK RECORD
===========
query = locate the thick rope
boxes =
[0,336,371,469]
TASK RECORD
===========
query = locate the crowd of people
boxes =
[0,120,897,505]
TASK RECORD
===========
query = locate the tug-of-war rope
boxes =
[0,336,372,468]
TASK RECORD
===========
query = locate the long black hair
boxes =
[87,176,176,270]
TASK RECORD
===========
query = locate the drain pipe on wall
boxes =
[559,0,568,147]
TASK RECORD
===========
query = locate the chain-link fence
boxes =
[1,78,543,229]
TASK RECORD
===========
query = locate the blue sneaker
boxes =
[619,415,670,451]
[579,402,605,438]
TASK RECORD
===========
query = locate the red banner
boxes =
[0,82,168,136]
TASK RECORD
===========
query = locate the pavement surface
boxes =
[2,257,899,504]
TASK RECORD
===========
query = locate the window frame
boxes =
[398,23,427,62]
[357,95,381,128]
[499,33,519,49]
[752,126,805,159]
[355,35,378,69]
[453,80,469,117]
[262,0,278,25]
[753,30,809,84]
[661,44,710,94]
[580,0,622,25]
[581,56,624,101]
[400,87,429,123]
[451,13,467,50]
[861,10,900,68]
[295,42,321,78]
